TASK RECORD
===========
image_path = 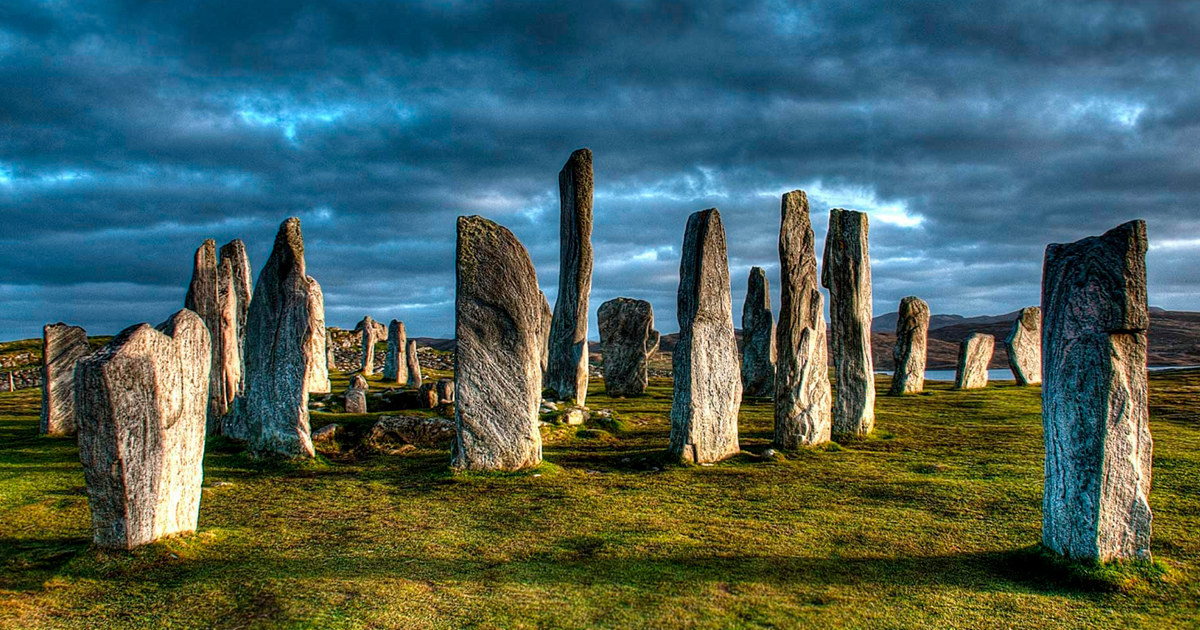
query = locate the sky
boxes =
[2,1,1198,341]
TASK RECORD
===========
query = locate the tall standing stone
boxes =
[538,292,552,377]
[1006,306,1042,385]
[821,208,875,437]
[304,279,330,394]
[40,323,88,435]
[218,239,253,391]
[671,209,741,464]
[740,267,776,398]
[239,218,320,458]
[325,329,337,372]
[358,316,379,374]
[889,296,930,395]
[185,239,226,430]
[74,309,210,549]
[597,297,660,397]
[214,256,240,421]
[383,320,408,382]
[453,216,544,471]
[406,339,423,388]
[545,148,594,406]
[1042,220,1152,562]
[774,191,832,448]
[954,333,994,390]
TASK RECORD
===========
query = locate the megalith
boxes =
[345,374,368,414]
[741,267,776,398]
[436,378,455,405]
[1042,220,1152,562]
[304,279,330,394]
[538,292,552,377]
[954,333,994,390]
[774,191,832,448]
[406,339,423,388]
[218,239,253,391]
[452,215,544,471]
[185,239,226,429]
[358,315,379,374]
[670,208,741,464]
[889,296,930,395]
[40,323,89,435]
[74,309,210,549]
[545,148,594,405]
[214,255,240,421]
[597,297,660,397]
[821,208,875,437]
[1006,306,1042,385]
[383,320,408,382]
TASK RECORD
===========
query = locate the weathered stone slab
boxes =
[545,148,594,406]
[345,374,367,414]
[406,339,422,388]
[40,323,88,435]
[821,208,875,437]
[452,215,544,471]
[670,208,741,463]
[597,297,659,397]
[774,191,831,448]
[74,309,210,549]
[1042,220,1152,562]
[383,320,408,382]
[1006,306,1042,385]
[741,266,776,398]
[304,279,330,394]
[358,316,379,374]
[954,333,994,390]
[889,296,930,395]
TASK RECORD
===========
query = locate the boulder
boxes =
[383,320,408,382]
[436,378,455,404]
[545,148,594,405]
[821,208,875,437]
[740,266,776,398]
[889,296,930,395]
[40,323,89,435]
[1006,306,1042,385]
[954,333,994,390]
[597,297,659,397]
[369,415,455,449]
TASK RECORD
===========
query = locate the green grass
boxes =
[1,370,1198,629]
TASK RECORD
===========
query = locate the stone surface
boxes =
[353,317,388,343]
[774,191,832,448]
[821,208,875,437]
[40,323,88,435]
[741,266,776,398]
[954,333,995,389]
[562,407,587,425]
[452,215,544,471]
[350,373,369,391]
[311,423,341,446]
[545,148,594,405]
[370,415,455,449]
[538,292,552,377]
[237,217,319,458]
[1042,220,1152,562]
[345,387,367,414]
[358,316,379,374]
[670,208,741,463]
[417,383,439,409]
[383,320,408,382]
[436,378,455,404]
[74,309,211,549]
[185,239,226,430]
[304,279,331,394]
[213,256,240,426]
[325,330,337,373]
[889,296,930,395]
[1006,306,1042,385]
[218,239,252,394]
[406,339,423,388]
[597,297,660,397]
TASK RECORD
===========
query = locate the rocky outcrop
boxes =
[741,267,776,398]
[40,323,88,435]
[670,208,741,464]
[1041,220,1152,562]
[74,309,210,549]
[889,296,930,395]
[821,208,875,437]
[452,216,544,471]
[406,339,422,388]
[545,148,594,405]
[598,297,660,397]
[1006,306,1042,385]
[774,191,831,448]
[383,320,407,382]
[954,333,994,390]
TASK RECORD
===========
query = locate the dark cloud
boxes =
[2,0,1198,340]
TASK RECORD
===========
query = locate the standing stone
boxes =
[1006,306,1042,385]
[453,216,544,471]
[538,292,552,377]
[889,296,930,395]
[239,217,320,458]
[417,382,439,409]
[774,191,832,448]
[954,333,994,390]
[545,148,594,406]
[741,267,776,398]
[6,372,13,393]
[597,298,660,397]
[821,208,875,437]
[213,256,240,422]
[325,330,337,372]
[383,320,408,382]
[304,279,331,394]
[185,239,226,430]
[345,374,368,414]
[40,323,88,435]
[1042,220,1152,562]
[406,339,423,388]
[670,208,741,464]
[74,309,210,550]
[358,316,379,374]
[218,239,253,391]
[436,378,455,405]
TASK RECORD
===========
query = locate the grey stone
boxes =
[436,378,455,404]
[74,309,211,549]
[774,191,832,448]
[562,407,587,425]
[545,148,594,405]
[185,239,226,430]
[406,339,423,388]
[325,329,337,372]
[358,316,379,374]
[1042,220,1152,562]
[213,256,240,426]
[597,297,659,397]
[345,386,367,414]
[670,208,741,464]
[370,415,455,449]
[383,320,408,382]
[218,239,252,393]
[452,215,544,471]
[741,266,776,398]
[40,322,88,435]
[304,278,330,394]
[954,333,994,390]
[538,292,552,377]
[350,373,369,391]
[821,208,875,437]
[312,423,341,446]
[889,296,930,395]
[1006,306,1042,386]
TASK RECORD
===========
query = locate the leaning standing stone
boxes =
[40,323,89,435]
[1006,306,1042,385]
[597,297,660,397]
[670,208,741,464]
[406,339,422,388]
[822,208,875,437]
[741,267,776,398]
[1042,220,1152,562]
[889,296,930,395]
[358,316,379,374]
[383,320,407,382]
[75,309,210,549]
[545,148,594,406]
[453,216,544,471]
[774,191,832,448]
[954,333,994,390]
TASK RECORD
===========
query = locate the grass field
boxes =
[1,369,1198,629]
